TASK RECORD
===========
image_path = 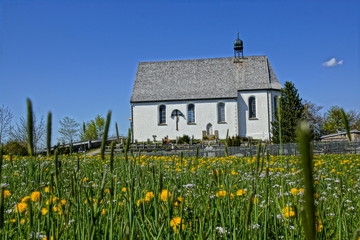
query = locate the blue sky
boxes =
[0,0,359,142]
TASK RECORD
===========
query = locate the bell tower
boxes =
[234,33,244,58]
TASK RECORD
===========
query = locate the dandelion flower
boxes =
[21,196,31,203]
[41,208,48,215]
[236,189,247,196]
[3,190,11,198]
[15,202,28,213]
[170,217,185,231]
[281,207,295,218]
[160,189,172,202]
[101,209,107,215]
[216,190,227,198]
[31,191,41,202]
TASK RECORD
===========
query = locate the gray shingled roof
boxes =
[131,56,282,103]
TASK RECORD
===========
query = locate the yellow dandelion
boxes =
[236,189,247,196]
[136,198,144,206]
[60,199,67,206]
[216,190,227,197]
[170,217,185,232]
[174,197,184,207]
[104,189,111,194]
[160,189,172,202]
[282,207,296,218]
[31,191,41,202]
[101,209,107,215]
[44,186,54,193]
[41,207,48,215]
[9,219,16,223]
[20,219,26,224]
[121,187,127,192]
[15,202,28,213]
[3,190,11,198]
[290,188,299,195]
[21,196,31,203]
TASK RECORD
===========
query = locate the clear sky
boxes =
[0,0,359,142]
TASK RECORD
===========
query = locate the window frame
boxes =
[217,102,226,123]
[158,104,167,125]
[248,96,257,119]
[187,103,196,124]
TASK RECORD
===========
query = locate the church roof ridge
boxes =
[138,55,267,64]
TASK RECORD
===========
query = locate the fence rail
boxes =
[125,141,360,158]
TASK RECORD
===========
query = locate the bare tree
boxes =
[58,116,80,144]
[0,105,14,144]
[10,114,46,152]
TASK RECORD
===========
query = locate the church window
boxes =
[249,97,256,119]
[159,105,166,124]
[188,104,195,123]
[217,102,225,123]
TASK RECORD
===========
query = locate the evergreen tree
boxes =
[271,81,304,143]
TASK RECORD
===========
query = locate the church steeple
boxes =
[234,33,244,58]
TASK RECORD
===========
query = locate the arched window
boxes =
[159,105,166,124]
[188,104,195,123]
[217,102,225,122]
[249,97,256,119]
[206,123,213,135]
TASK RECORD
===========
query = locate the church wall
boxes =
[237,90,279,140]
[132,99,238,142]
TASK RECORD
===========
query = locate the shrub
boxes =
[3,141,28,156]
[178,135,190,144]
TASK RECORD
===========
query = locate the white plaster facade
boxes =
[130,56,282,142]
[132,90,280,142]
[132,99,238,141]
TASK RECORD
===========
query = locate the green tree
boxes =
[322,106,358,134]
[271,81,304,143]
[81,115,105,141]
[303,100,324,140]
[58,117,80,144]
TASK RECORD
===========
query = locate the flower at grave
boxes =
[31,191,41,202]
[282,206,295,218]
[170,217,185,232]
[15,202,28,213]
[160,189,172,201]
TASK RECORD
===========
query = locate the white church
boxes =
[130,36,282,142]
